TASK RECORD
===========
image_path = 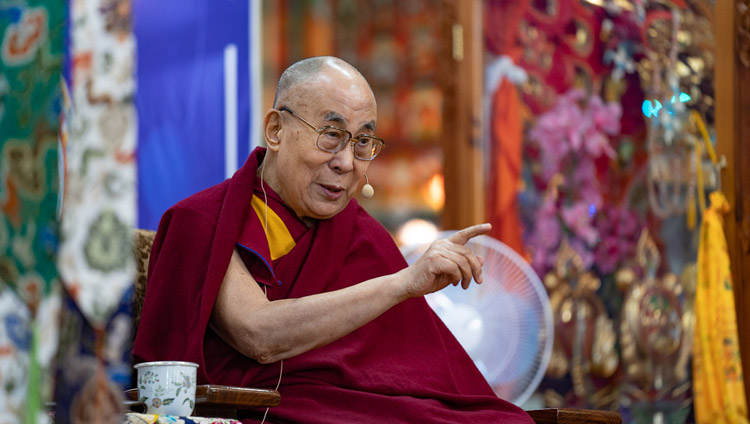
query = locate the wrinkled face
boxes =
[270,67,377,220]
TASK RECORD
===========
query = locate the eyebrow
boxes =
[323,111,346,124]
[322,111,376,133]
[361,121,376,133]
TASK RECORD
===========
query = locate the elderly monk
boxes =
[133,56,533,423]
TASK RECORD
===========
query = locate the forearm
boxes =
[213,221,488,365]
[245,272,405,363]
[211,250,410,364]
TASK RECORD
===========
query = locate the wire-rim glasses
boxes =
[279,106,385,161]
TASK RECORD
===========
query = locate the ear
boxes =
[263,109,282,152]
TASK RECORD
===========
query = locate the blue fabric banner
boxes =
[134,0,260,230]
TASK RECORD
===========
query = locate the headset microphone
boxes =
[361,174,374,198]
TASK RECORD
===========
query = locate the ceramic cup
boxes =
[134,361,199,416]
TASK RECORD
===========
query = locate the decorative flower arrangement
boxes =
[593,204,642,275]
[526,89,643,277]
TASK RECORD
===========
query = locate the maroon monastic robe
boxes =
[133,148,533,423]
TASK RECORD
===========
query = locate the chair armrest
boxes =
[526,408,622,424]
[193,385,280,408]
[125,387,622,423]
[125,384,280,418]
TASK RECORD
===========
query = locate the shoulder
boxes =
[164,179,232,227]
[344,200,407,270]
[351,202,390,240]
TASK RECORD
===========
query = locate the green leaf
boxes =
[163,398,174,405]
[176,387,181,396]
[139,397,148,403]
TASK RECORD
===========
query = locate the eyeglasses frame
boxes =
[278,106,385,161]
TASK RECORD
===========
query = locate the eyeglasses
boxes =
[279,107,385,161]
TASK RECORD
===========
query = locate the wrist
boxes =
[390,268,414,303]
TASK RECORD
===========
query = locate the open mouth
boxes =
[319,183,346,199]
[320,183,344,193]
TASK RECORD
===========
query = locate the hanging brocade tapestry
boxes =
[54,0,137,422]
[0,1,65,422]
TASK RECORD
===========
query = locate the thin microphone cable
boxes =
[259,158,283,424]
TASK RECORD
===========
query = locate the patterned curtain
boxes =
[0,1,65,422]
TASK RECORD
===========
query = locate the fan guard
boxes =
[402,232,554,406]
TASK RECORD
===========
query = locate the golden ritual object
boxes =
[639,4,717,222]
[543,240,619,408]
[618,230,689,398]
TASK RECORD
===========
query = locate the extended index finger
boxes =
[447,223,492,245]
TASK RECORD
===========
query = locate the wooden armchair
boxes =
[131,229,620,423]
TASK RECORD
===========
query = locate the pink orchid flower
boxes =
[561,203,599,246]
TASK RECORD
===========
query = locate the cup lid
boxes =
[134,361,199,369]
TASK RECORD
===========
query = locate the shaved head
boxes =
[273,56,373,108]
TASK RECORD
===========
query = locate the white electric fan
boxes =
[401,232,554,406]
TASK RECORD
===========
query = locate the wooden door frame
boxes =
[440,0,486,230]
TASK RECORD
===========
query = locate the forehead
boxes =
[292,71,377,126]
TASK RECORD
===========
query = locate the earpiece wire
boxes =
[259,158,283,424]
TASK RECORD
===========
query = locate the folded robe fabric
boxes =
[133,147,532,423]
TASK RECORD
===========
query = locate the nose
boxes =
[329,141,356,173]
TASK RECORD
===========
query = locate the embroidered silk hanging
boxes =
[57,0,137,326]
[693,191,749,424]
[54,0,137,421]
[0,1,65,422]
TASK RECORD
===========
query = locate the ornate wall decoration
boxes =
[638,4,717,225]
[542,241,619,409]
[618,230,692,423]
